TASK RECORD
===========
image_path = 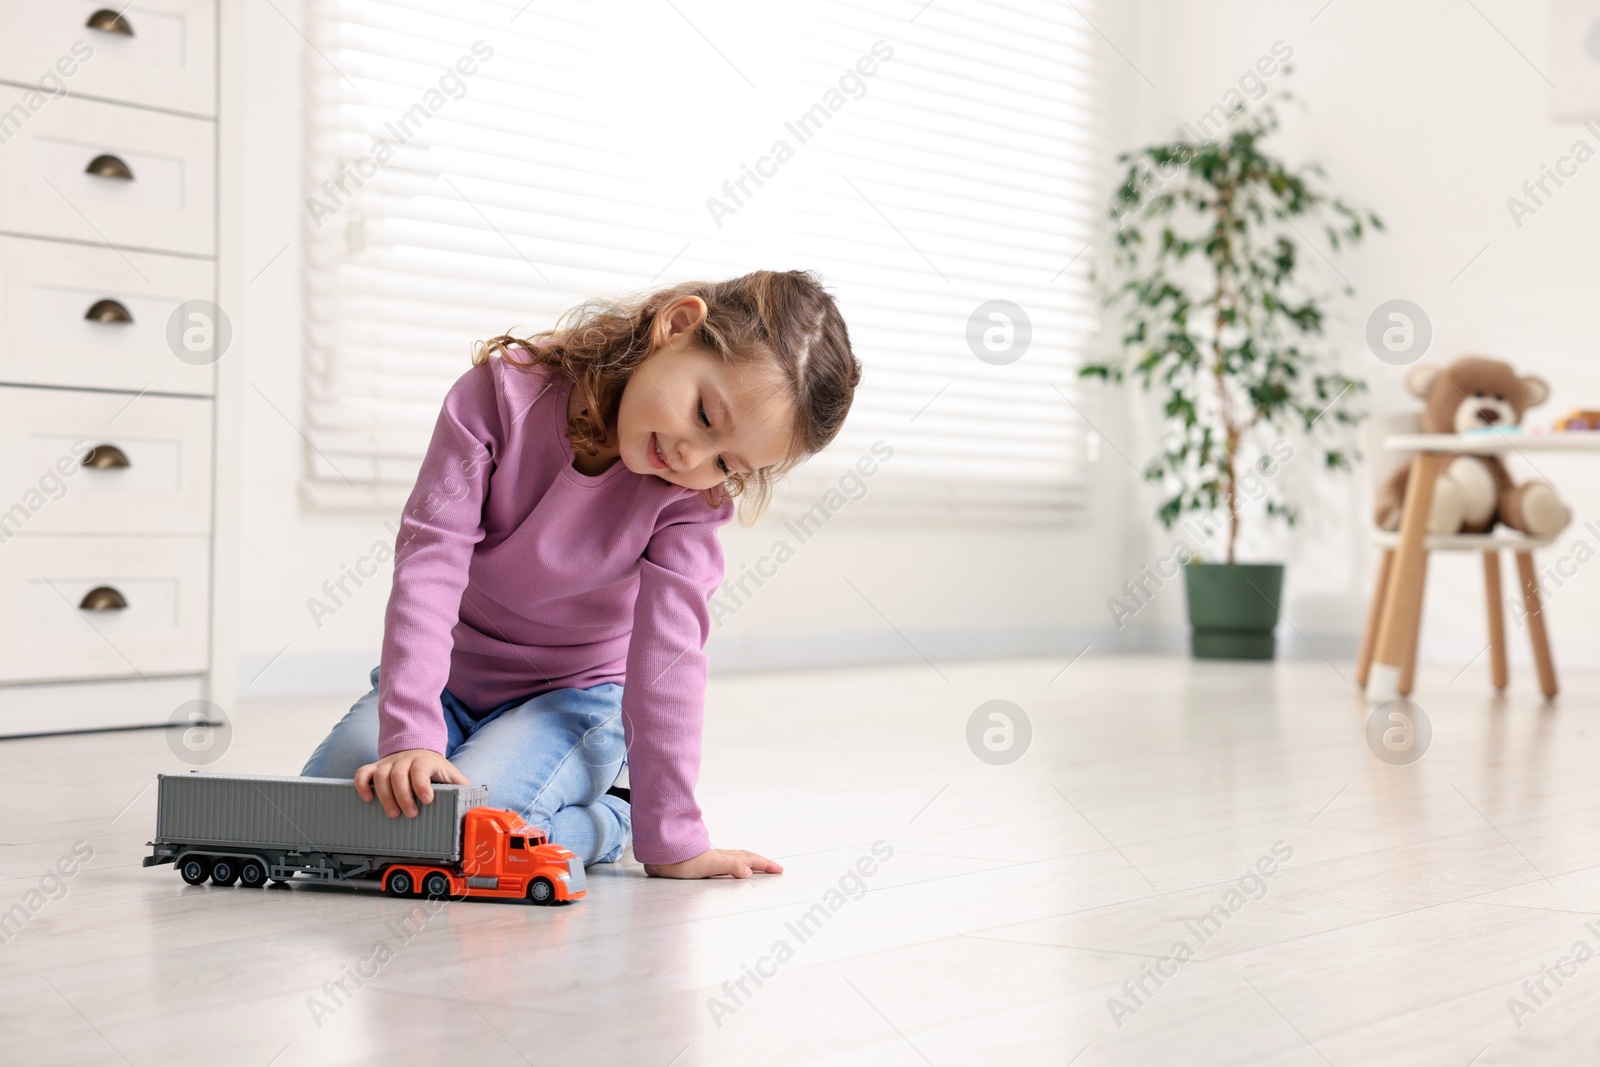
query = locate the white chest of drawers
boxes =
[0,0,233,737]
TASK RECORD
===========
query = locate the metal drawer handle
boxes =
[86,9,134,36]
[86,154,134,181]
[85,299,133,325]
[82,444,131,470]
[79,586,128,612]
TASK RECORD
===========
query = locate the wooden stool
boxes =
[1356,414,1560,700]
[1356,536,1557,698]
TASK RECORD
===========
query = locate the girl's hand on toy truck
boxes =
[355,749,470,818]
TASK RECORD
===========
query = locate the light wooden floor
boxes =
[2,654,1598,1066]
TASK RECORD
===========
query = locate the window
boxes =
[509,835,525,849]
[303,0,1097,522]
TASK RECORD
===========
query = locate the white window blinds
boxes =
[302,0,1097,521]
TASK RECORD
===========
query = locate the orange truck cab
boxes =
[381,807,585,905]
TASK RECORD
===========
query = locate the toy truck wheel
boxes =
[180,856,212,885]
[386,870,414,897]
[422,872,451,899]
[239,860,269,888]
[527,877,556,905]
[210,858,239,886]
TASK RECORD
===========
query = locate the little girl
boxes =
[301,270,860,879]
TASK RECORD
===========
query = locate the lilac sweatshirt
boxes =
[377,353,733,865]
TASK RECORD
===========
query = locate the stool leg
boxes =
[1356,549,1395,689]
[1483,551,1507,691]
[1398,550,1429,697]
[1515,551,1558,699]
[1369,453,1444,699]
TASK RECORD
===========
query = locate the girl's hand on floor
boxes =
[354,749,471,818]
[643,847,784,879]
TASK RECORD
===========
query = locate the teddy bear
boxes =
[1375,356,1571,538]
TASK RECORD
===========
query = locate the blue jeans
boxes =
[301,665,631,866]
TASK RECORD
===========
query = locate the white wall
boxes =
[223,2,1135,700]
[1100,0,1600,674]
[230,0,1597,702]
[228,0,401,698]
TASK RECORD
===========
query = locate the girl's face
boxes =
[615,297,796,491]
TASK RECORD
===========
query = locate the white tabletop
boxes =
[1384,432,1600,455]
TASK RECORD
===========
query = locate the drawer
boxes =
[0,236,216,395]
[0,674,205,737]
[0,90,215,257]
[0,534,210,683]
[0,387,212,535]
[0,0,216,118]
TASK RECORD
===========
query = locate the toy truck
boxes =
[143,773,584,905]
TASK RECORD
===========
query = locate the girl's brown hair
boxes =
[472,270,861,524]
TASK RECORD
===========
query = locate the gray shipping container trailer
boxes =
[146,773,490,872]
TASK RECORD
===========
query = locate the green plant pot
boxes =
[1183,562,1284,660]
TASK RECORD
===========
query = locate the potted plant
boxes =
[1081,93,1381,660]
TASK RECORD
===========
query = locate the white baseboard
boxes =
[706,623,1105,673]
[713,623,1365,672]
[237,629,1106,697]
[248,621,1565,699]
